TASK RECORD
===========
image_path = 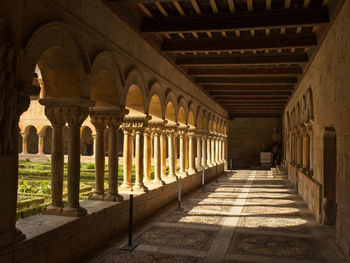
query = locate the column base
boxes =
[167,173,178,180]
[152,179,165,187]
[0,228,26,248]
[42,204,64,215]
[88,192,105,201]
[188,168,197,175]
[105,193,124,202]
[179,171,188,178]
[132,184,148,193]
[61,206,87,217]
[119,183,133,191]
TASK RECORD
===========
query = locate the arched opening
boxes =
[188,111,195,127]
[81,126,93,156]
[178,107,186,125]
[27,126,38,154]
[125,84,145,115]
[43,126,52,154]
[165,102,176,123]
[149,95,163,120]
[322,127,337,225]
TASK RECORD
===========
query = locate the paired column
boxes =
[21,132,28,154]
[151,123,166,186]
[63,106,89,216]
[187,130,197,174]
[160,133,167,179]
[202,133,209,169]
[207,135,212,167]
[120,124,133,191]
[196,132,202,170]
[165,127,177,180]
[178,129,188,176]
[211,135,215,166]
[144,128,152,183]
[43,106,66,214]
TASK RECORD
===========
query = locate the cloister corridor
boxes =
[81,170,347,263]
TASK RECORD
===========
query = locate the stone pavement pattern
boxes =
[83,170,349,263]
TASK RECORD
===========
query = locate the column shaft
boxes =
[107,127,122,201]
[38,135,44,155]
[160,134,167,178]
[202,136,208,168]
[22,134,28,154]
[207,137,212,167]
[94,128,105,198]
[120,130,132,191]
[188,134,197,174]
[153,131,165,185]
[196,135,202,170]
[167,133,176,179]
[133,130,147,192]
[144,131,152,182]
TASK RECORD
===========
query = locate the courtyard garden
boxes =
[17,159,157,219]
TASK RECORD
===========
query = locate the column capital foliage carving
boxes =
[90,113,106,130]
[66,106,89,127]
[44,106,66,127]
[121,115,150,133]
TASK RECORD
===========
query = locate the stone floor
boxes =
[82,170,349,263]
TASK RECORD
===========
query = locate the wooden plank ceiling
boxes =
[107,0,333,118]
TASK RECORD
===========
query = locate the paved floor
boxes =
[83,170,349,263]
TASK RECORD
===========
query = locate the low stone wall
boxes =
[297,170,322,223]
[1,165,223,263]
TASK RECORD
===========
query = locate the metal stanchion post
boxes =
[121,194,139,251]
[201,169,205,193]
[175,176,183,211]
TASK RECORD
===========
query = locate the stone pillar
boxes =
[215,136,219,164]
[38,133,44,155]
[120,126,133,191]
[160,133,167,179]
[202,134,209,169]
[152,125,165,186]
[185,135,189,172]
[207,136,212,167]
[132,118,149,192]
[188,130,197,174]
[90,114,106,200]
[179,129,188,176]
[196,132,202,170]
[63,106,89,217]
[307,125,314,173]
[43,107,66,215]
[92,133,96,157]
[174,135,178,172]
[21,132,28,154]
[144,128,152,183]
[166,129,177,180]
[211,135,215,166]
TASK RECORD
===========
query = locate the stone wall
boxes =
[2,165,223,263]
[227,118,281,167]
[284,1,350,256]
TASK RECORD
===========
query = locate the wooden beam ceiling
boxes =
[202,85,295,91]
[196,76,298,85]
[142,8,329,33]
[162,34,317,52]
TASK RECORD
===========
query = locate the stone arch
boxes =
[123,68,148,113]
[21,22,89,99]
[147,82,166,119]
[177,97,188,124]
[148,94,164,120]
[90,52,124,107]
[81,126,93,156]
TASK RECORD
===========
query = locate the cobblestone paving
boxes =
[84,170,349,263]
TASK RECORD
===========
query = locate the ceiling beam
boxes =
[162,34,317,52]
[108,0,180,6]
[202,85,294,91]
[142,8,329,33]
[220,101,286,105]
[229,113,282,118]
[216,96,289,101]
[196,76,297,85]
[187,66,302,76]
[209,91,292,96]
[176,53,309,66]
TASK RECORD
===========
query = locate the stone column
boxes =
[202,134,209,169]
[196,132,202,170]
[188,130,197,174]
[179,129,188,176]
[185,135,189,172]
[296,128,302,167]
[21,132,28,154]
[215,136,219,164]
[90,113,106,200]
[43,107,66,215]
[160,133,167,179]
[105,113,124,201]
[307,125,314,173]
[120,125,133,191]
[211,135,215,166]
[166,129,177,180]
[132,117,149,192]
[174,135,178,172]
[38,133,44,155]
[92,133,96,157]
[144,128,152,183]
[63,106,89,217]
[207,135,212,167]
[152,125,165,186]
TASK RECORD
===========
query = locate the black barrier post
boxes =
[175,176,183,211]
[201,169,205,193]
[120,195,139,251]
[215,165,218,183]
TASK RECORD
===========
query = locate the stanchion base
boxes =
[175,207,184,211]
[120,242,140,251]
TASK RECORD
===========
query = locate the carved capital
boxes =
[66,107,89,128]
[90,113,106,130]
[44,106,66,127]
